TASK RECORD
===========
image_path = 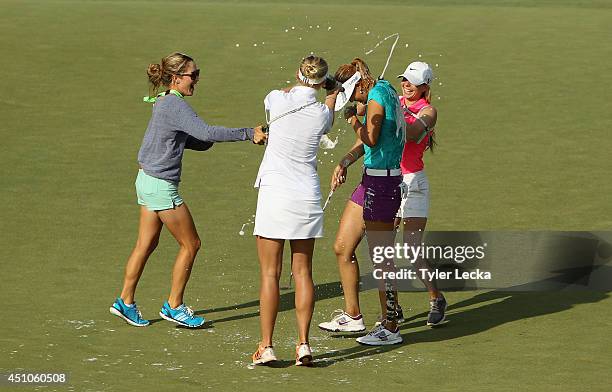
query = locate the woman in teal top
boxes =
[361,79,405,171]
[317,58,405,346]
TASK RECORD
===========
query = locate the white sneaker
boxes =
[252,344,277,365]
[356,324,402,346]
[295,343,314,367]
[318,310,366,332]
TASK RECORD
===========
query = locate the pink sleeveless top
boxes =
[399,97,431,174]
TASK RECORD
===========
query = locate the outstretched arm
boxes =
[324,87,342,127]
[174,100,256,143]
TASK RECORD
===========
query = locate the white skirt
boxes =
[253,186,323,239]
[397,170,430,218]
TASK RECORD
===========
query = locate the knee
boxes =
[260,269,281,282]
[136,237,159,255]
[333,239,348,258]
[291,261,312,278]
[181,237,201,255]
[193,237,201,252]
[334,241,355,264]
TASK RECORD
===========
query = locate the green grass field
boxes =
[1,0,611,390]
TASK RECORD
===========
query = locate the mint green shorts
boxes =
[135,169,184,211]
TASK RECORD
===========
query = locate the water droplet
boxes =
[239,231,245,236]
[235,43,240,47]
[253,43,257,47]
[366,31,370,35]
[291,26,295,30]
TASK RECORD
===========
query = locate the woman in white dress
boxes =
[252,55,341,366]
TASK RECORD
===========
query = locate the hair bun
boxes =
[147,63,162,77]
[303,64,316,77]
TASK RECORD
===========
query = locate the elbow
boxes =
[362,135,378,147]
[363,140,376,148]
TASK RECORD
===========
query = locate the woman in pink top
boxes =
[396,61,447,326]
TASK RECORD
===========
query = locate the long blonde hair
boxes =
[146,52,193,95]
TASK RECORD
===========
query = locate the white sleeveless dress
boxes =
[253,86,333,239]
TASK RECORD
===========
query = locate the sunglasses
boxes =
[177,69,200,79]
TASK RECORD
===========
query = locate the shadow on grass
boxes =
[145,281,343,325]
[193,280,345,323]
[314,287,609,367]
[146,264,610,366]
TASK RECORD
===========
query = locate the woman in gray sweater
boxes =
[109,52,266,328]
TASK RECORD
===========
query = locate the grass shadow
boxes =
[314,287,609,367]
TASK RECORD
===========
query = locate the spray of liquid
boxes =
[319,134,338,149]
[365,33,400,79]
[238,215,256,236]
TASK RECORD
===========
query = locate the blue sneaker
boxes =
[159,301,205,328]
[109,298,150,327]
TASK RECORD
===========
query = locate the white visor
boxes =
[334,72,361,111]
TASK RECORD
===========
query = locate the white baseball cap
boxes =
[397,61,433,86]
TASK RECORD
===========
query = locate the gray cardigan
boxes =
[137,94,254,182]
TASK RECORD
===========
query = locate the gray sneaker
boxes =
[427,296,447,326]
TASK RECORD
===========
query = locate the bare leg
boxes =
[365,220,398,331]
[157,203,201,308]
[290,239,315,344]
[402,217,443,300]
[333,200,366,317]
[256,236,284,347]
[120,206,163,304]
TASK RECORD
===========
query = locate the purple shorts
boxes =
[350,173,403,222]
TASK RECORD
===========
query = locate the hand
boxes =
[252,126,267,145]
[356,102,366,116]
[331,164,347,191]
[324,75,344,92]
[343,104,357,120]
